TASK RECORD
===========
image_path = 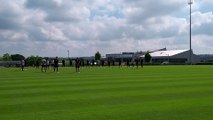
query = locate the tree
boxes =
[3,53,11,61]
[145,52,152,63]
[95,51,101,61]
[11,54,25,61]
[26,55,42,66]
[26,56,36,66]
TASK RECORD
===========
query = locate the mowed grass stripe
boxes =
[0,66,213,120]
[1,78,213,98]
[1,85,213,106]
[1,76,213,90]
[1,96,213,119]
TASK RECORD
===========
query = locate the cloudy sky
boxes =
[0,0,213,57]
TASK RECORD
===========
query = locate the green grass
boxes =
[0,65,213,120]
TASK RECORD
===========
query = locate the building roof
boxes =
[141,49,189,57]
[151,49,189,57]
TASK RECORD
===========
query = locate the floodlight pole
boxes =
[188,0,193,65]
[68,50,70,59]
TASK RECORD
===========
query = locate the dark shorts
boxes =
[75,65,80,68]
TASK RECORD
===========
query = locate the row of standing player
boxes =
[67,59,144,67]
[37,58,143,72]
[101,59,144,67]
[20,58,143,72]
[39,57,81,73]
[39,57,59,72]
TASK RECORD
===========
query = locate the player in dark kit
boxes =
[41,58,47,72]
[135,59,139,68]
[36,60,39,69]
[21,59,25,71]
[75,58,80,73]
[86,60,89,67]
[119,59,121,67]
[54,57,59,72]
[127,60,130,67]
[108,60,110,67]
[101,60,104,67]
[140,59,144,68]
[62,59,65,67]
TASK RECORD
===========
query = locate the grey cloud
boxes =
[193,22,213,35]
[0,18,20,30]
[123,0,184,24]
[25,0,59,10]
[0,3,22,30]
[25,0,90,23]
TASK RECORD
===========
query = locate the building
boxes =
[106,52,135,61]
[0,61,21,67]
[141,49,200,64]
[106,49,200,64]
[198,54,213,62]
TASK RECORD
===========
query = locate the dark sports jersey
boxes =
[54,59,59,66]
[75,59,80,66]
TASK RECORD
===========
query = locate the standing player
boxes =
[119,59,121,68]
[46,58,50,70]
[86,60,90,67]
[41,58,47,72]
[69,59,72,66]
[108,60,110,67]
[126,60,130,67]
[75,58,80,73]
[21,59,25,71]
[36,60,40,69]
[140,59,144,68]
[62,59,65,67]
[54,57,59,72]
[101,60,104,67]
[135,59,139,68]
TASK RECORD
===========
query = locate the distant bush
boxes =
[196,62,213,65]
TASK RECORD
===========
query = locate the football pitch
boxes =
[0,65,213,120]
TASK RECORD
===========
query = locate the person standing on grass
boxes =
[127,59,130,67]
[86,60,89,67]
[119,59,121,68]
[36,60,40,69]
[41,58,47,72]
[140,59,144,68]
[112,60,115,66]
[54,57,59,72]
[62,59,65,67]
[101,60,104,67]
[135,59,139,68]
[69,59,72,67]
[82,60,85,67]
[46,58,50,70]
[21,59,25,71]
[75,58,80,73]
[51,59,54,69]
[108,60,110,67]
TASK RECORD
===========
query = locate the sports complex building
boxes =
[106,48,200,64]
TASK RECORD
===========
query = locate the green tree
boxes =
[11,54,25,61]
[145,52,152,63]
[26,56,36,66]
[3,53,11,61]
[95,51,101,61]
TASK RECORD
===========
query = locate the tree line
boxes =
[0,53,42,66]
[0,51,151,66]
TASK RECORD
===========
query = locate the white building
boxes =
[141,49,200,64]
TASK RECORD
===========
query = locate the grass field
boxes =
[0,65,213,120]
